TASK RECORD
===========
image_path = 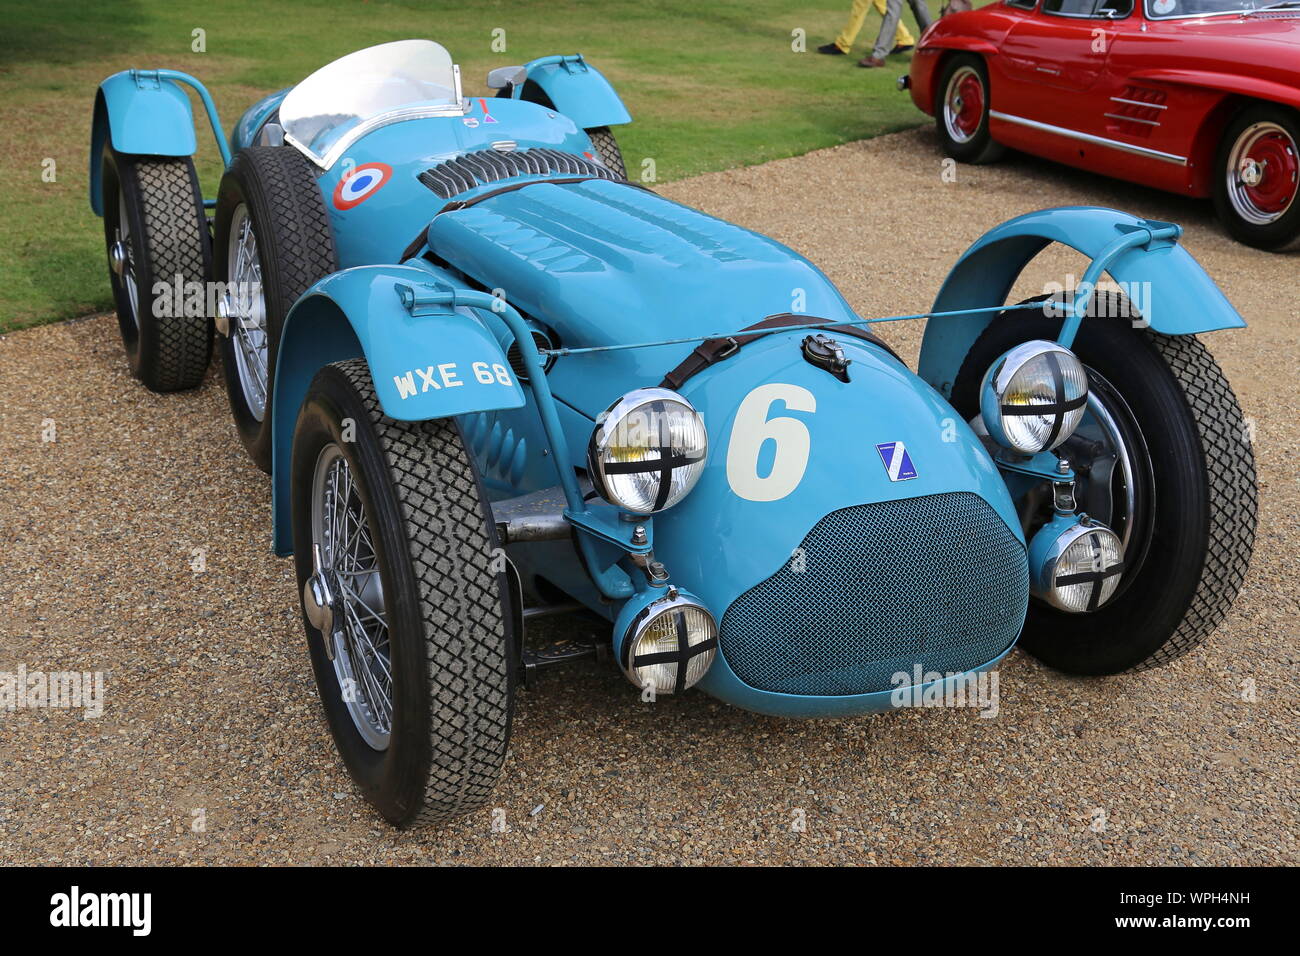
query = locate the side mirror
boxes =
[486,66,527,90]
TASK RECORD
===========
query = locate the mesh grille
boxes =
[719,492,1027,696]
[418,148,624,199]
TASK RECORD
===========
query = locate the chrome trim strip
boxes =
[1104,112,1161,127]
[1109,96,1167,110]
[989,110,1188,165]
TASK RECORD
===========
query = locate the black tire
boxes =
[951,293,1257,675]
[586,126,628,179]
[934,53,1004,165]
[1212,103,1300,251]
[214,146,338,473]
[100,145,212,391]
[291,360,515,827]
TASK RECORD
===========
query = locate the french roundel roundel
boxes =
[332,163,392,210]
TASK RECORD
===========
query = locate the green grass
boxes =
[0,0,939,332]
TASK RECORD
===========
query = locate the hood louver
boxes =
[418,148,625,199]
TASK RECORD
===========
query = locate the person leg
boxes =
[868,0,905,62]
[833,0,875,53]
[873,0,915,48]
[909,0,934,34]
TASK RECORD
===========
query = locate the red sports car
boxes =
[906,0,1300,250]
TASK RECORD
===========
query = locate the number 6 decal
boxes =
[726,383,816,501]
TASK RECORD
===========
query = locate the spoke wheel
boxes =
[225,204,271,422]
[115,190,141,329]
[214,146,338,472]
[99,145,212,392]
[312,444,393,750]
[292,360,515,826]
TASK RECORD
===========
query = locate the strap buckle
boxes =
[714,336,740,360]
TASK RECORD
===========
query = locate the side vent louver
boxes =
[418,148,625,199]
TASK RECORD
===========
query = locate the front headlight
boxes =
[588,387,707,514]
[980,340,1088,454]
[619,588,718,694]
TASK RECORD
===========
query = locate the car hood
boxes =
[423,178,864,417]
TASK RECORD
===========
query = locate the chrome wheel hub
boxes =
[303,543,340,656]
[114,192,140,330]
[943,65,984,146]
[1239,158,1264,188]
[108,240,128,276]
[310,444,392,751]
[1226,120,1299,225]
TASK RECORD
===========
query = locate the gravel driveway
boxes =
[1,127,1295,865]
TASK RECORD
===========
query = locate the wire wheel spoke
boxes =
[311,445,393,750]
[226,205,271,420]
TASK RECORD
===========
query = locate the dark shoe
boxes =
[858,56,887,68]
[817,43,847,55]
[891,44,915,54]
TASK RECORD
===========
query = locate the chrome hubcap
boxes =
[310,444,392,751]
[1053,366,1155,602]
[225,204,270,421]
[1226,121,1299,225]
[943,66,984,145]
[108,240,128,276]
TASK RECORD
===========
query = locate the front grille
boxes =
[418,147,624,199]
[719,492,1027,696]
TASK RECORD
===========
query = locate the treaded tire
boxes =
[291,360,515,827]
[934,53,1005,165]
[951,294,1257,674]
[586,126,628,180]
[101,145,213,391]
[215,146,338,472]
[1212,103,1300,251]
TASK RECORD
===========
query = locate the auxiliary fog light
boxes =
[618,588,718,695]
[1029,515,1125,613]
[980,340,1088,454]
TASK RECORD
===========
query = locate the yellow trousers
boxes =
[834,0,914,52]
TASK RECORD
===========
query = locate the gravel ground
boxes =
[1,127,1295,865]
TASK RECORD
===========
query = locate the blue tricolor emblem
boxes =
[875,441,917,481]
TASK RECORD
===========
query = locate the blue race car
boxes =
[90,40,1257,827]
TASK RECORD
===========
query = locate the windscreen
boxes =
[280,40,461,166]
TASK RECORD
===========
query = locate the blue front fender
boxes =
[520,54,631,129]
[269,264,525,555]
[90,72,198,214]
[917,207,1246,397]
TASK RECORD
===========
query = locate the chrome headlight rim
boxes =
[620,588,718,695]
[588,386,708,515]
[980,340,1089,455]
[1034,519,1125,613]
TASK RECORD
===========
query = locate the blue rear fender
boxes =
[518,54,631,129]
[89,71,198,215]
[269,263,525,555]
[918,206,1247,397]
